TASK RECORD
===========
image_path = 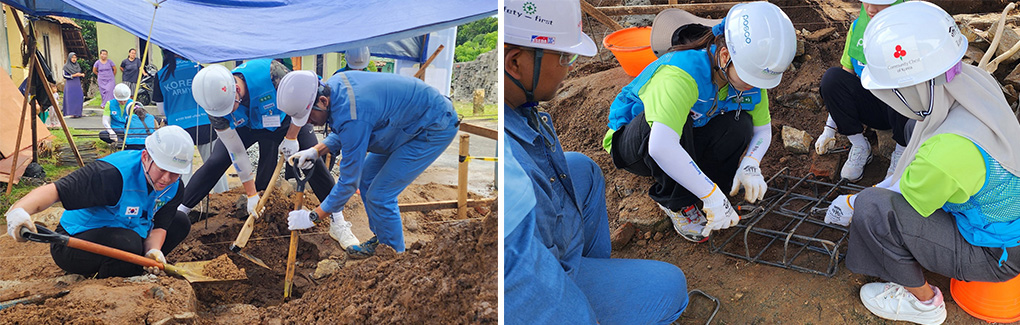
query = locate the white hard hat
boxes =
[145,125,195,175]
[504,0,597,56]
[114,83,131,101]
[346,47,371,70]
[724,1,797,89]
[191,65,236,117]
[276,71,318,127]
[860,1,967,89]
[861,0,897,4]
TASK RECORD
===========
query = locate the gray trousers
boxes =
[846,187,1020,287]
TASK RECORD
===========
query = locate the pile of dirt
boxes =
[0,276,198,324]
[201,254,247,281]
[264,211,498,324]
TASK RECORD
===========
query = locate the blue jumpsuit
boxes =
[318,71,458,252]
[504,103,688,324]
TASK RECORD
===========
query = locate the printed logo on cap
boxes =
[532,35,556,45]
[742,15,752,44]
[523,1,536,15]
[893,45,906,60]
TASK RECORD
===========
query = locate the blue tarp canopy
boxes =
[3,0,494,63]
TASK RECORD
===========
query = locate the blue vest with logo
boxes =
[847,19,866,77]
[107,99,154,146]
[607,47,763,131]
[60,150,180,238]
[943,146,1020,265]
[159,58,209,130]
[230,59,283,131]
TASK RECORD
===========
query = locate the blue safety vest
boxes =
[944,146,1020,265]
[158,58,209,130]
[607,46,763,131]
[60,150,179,238]
[325,71,456,154]
[229,59,284,131]
[107,99,154,146]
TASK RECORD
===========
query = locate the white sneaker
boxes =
[329,220,360,249]
[886,145,905,178]
[859,282,946,325]
[841,143,872,182]
[658,203,707,243]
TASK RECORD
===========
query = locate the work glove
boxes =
[5,208,35,242]
[730,157,767,203]
[824,194,856,227]
[700,189,740,237]
[247,194,261,215]
[108,129,118,142]
[289,148,319,170]
[279,137,299,158]
[144,249,166,275]
[288,210,316,230]
[815,127,837,155]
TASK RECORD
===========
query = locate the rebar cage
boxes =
[709,167,866,277]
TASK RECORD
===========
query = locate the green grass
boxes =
[453,101,497,119]
[1,127,115,221]
[85,96,102,107]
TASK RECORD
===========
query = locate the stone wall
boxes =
[451,49,496,105]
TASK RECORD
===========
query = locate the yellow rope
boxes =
[122,1,162,150]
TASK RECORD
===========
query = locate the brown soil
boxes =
[548,0,1000,323]
[200,254,246,281]
[0,181,495,323]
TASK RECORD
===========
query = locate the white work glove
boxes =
[700,189,741,237]
[815,127,837,155]
[247,194,261,215]
[288,210,316,230]
[824,194,856,227]
[289,147,319,170]
[730,157,767,203]
[108,130,118,142]
[5,208,35,242]
[279,137,299,158]
[144,249,166,275]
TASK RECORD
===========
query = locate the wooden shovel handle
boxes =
[284,190,306,298]
[66,237,162,269]
[232,155,286,250]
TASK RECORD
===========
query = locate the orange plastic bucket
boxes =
[603,27,658,77]
[951,274,1020,323]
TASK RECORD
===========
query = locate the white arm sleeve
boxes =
[102,114,114,135]
[744,124,772,162]
[215,128,255,183]
[156,102,165,116]
[648,122,717,199]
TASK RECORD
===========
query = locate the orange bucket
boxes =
[603,27,658,77]
[951,274,1020,323]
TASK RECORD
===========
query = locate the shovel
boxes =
[20,225,244,283]
[228,155,286,270]
[283,161,314,298]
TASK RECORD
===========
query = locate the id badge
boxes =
[262,114,281,128]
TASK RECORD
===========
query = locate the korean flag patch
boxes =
[126,206,140,216]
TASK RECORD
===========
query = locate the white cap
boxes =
[114,83,131,101]
[650,9,721,57]
[724,1,797,89]
[145,125,195,175]
[504,0,597,56]
[191,65,236,117]
[276,71,318,127]
[346,47,371,70]
[860,1,967,89]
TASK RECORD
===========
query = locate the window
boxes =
[42,34,52,70]
[0,8,10,75]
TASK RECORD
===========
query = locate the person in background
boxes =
[826,3,1020,324]
[153,49,227,193]
[335,47,371,74]
[62,52,85,118]
[93,49,117,109]
[814,0,907,182]
[5,126,195,278]
[503,0,688,323]
[100,83,157,150]
[120,48,147,96]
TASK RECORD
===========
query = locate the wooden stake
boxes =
[457,134,470,219]
[580,0,624,31]
[6,53,35,195]
[413,44,445,81]
[596,3,738,17]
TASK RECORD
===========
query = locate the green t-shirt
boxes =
[900,133,986,216]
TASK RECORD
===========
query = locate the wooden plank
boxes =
[459,122,497,140]
[580,0,624,31]
[596,3,738,17]
[457,135,470,219]
[414,44,446,80]
[399,198,496,213]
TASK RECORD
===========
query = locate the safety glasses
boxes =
[508,45,579,67]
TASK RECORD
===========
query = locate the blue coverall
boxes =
[504,103,688,324]
[319,71,458,252]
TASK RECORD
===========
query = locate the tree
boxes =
[455,17,496,62]
[73,19,97,94]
